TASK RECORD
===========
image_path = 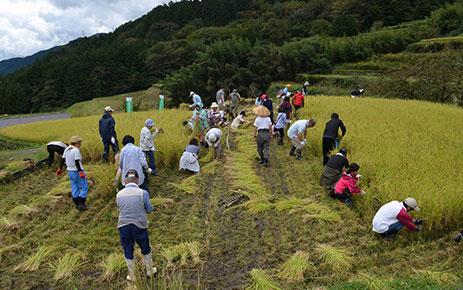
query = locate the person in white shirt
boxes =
[140,119,162,176]
[56,136,89,211]
[46,141,68,168]
[205,128,223,159]
[231,111,250,129]
[253,111,273,166]
[287,119,316,160]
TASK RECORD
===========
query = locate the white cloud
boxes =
[0,0,167,60]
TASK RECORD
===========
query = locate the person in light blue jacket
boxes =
[119,135,151,191]
[189,91,203,109]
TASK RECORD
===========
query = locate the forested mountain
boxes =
[0,0,461,114]
[0,47,59,76]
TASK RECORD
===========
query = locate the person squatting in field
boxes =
[140,119,161,176]
[287,119,316,160]
[46,141,68,167]
[99,106,119,162]
[205,128,223,159]
[274,107,292,146]
[230,111,250,130]
[179,138,201,173]
[116,170,157,281]
[322,113,347,165]
[119,135,151,192]
[372,197,422,241]
[319,148,349,189]
[253,105,273,167]
[190,103,208,146]
[56,136,89,211]
[329,163,366,205]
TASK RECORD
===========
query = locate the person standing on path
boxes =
[291,91,305,118]
[190,104,208,146]
[319,148,349,189]
[189,91,203,109]
[329,163,365,205]
[46,141,68,167]
[216,87,226,110]
[99,106,119,162]
[280,95,292,120]
[261,94,274,125]
[302,81,309,96]
[229,89,241,119]
[287,119,316,160]
[253,106,273,166]
[322,113,347,165]
[140,119,161,176]
[205,128,223,159]
[57,136,89,211]
[274,108,291,146]
[372,198,422,241]
[119,135,151,191]
[116,170,157,281]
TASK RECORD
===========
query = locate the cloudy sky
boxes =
[0,0,167,61]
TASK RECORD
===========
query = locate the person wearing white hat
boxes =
[207,102,220,127]
[205,128,223,159]
[372,197,422,240]
[140,119,162,176]
[99,106,119,162]
[189,91,203,109]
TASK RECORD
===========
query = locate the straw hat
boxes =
[253,105,271,117]
[70,136,82,144]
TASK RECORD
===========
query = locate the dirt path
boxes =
[0,112,70,129]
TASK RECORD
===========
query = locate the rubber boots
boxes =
[296,151,303,160]
[277,138,283,146]
[125,259,136,281]
[143,253,158,278]
[289,146,296,156]
[77,197,89,211]
[72,198,79,209]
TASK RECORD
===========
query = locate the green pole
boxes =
[159,95,164,110]
[126,97,133,113]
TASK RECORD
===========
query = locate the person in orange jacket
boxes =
[291,90,305,115]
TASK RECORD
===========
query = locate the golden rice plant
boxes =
[413,269,459,286]
[278,251,315,282]
[14,245,58,272]
[9,205,38,217]
[186,241,201,266]
[100,253,126,280]
[315,244,353,273]
[246,268,282,290]
[302,212,342,224]
[150,197,174,209]
[49,252,85,281]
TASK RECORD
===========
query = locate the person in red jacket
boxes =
[291,90,305,115]
[329,163,365,205]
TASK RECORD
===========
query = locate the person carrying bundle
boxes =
[372,197,422,241]
[322,113,346,165]
[329,163,365,205]
[319,148,349,189]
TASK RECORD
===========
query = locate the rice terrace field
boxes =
[1,96,463,289]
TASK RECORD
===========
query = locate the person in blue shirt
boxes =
[116,170,157,281]
[189,91,203,109]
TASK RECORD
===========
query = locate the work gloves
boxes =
[414,219,423,225]
[300,139,307,146]
[146,168,153,174]
[79,171,86,178]
[56,169,63,176]
[111,137,116,144]
[361,190,367,195]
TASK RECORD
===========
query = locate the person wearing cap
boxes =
[205,128,223,159]
[119,135,151,191]
[57,136,89,211]
[283,84,291,95]
[287,119,316,160]
[140,119,162,176]
[302,81,309,96]
[261,94,274,124]
[231,111,249,130]
[253,105,273,166]
[46,141,68,167]
[372,198,422,240]
[99,106,119,162]
[216,87,226,110]
[116,170,157,281]
[319,148,349,189]
[350,89,364,98]
[329,163,365,205]
[189,91,203,109]
[322,113,347,165]
[207,102,220,128]
[229,89,241,119]
[291,91,305,117]
[190,104,208,146]
[274,107,292,146]
[179,138,201,173]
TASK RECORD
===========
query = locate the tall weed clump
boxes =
[300,96,463,230]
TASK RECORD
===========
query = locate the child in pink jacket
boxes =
[329,163,366,205]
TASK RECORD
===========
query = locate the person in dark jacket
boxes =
[99,106,119,162]
[46,141,68,167]
[322,113,346,165]
[319,148,349,189]
[350,89,364,98]
[261,94,274,124]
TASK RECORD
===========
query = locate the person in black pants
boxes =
[262,94,274,124]
[319,148,349,189]
[46,141,68,167]
[322,113,346,165]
